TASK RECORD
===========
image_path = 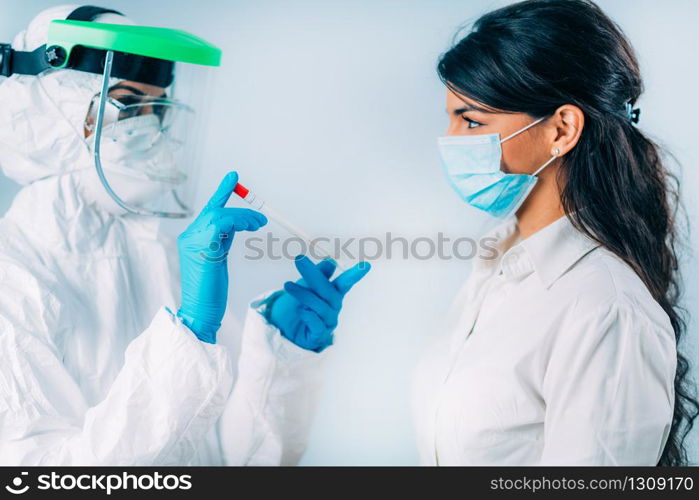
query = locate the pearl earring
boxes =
[551,147,561,156]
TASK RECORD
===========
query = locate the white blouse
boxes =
[411,214,676,465]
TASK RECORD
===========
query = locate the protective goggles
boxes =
[84,84,192,134]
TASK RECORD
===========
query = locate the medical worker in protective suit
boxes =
[0,5,369,465]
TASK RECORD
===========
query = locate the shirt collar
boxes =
[476,214,601,288]
[519,214,601,289]
[475,215,520,267]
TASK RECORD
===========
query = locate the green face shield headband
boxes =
[0,6,176,87]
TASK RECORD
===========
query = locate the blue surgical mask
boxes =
[437,116,557,219]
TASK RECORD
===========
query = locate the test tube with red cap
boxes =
[233,182,346,270]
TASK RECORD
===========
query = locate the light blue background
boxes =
[0,0,697,465]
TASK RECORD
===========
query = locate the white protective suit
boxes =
[0,5,326,465]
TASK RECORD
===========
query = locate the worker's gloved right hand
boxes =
[262,255,371,352]
[177,171,267,344]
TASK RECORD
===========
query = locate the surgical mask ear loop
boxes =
[500,115,548,143]
[497,115,557,176]
[532,147,561,176]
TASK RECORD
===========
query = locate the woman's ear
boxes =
[550,104,584,155]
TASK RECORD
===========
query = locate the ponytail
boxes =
[562,105,697,466]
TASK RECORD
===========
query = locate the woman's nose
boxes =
[444,123,460,136]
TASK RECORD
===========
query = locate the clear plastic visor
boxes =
[84,51,212,218]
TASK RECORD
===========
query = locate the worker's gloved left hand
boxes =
[177,171,267,343]
[262,255,371,352]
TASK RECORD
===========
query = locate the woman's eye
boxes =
[461,116,484,128]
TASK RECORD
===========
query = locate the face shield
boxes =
[46,20,220,218]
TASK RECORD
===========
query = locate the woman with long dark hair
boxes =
[412,0,698,465]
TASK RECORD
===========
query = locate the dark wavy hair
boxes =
[437,0,697,465]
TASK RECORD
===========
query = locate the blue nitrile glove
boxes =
[262,255,371,352]
[177,171,267,343]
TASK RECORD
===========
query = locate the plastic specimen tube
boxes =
[233,182,347,271]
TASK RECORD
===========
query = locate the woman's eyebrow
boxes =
[451,103,491,115]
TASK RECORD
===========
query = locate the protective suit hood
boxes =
[0,5,137,218]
